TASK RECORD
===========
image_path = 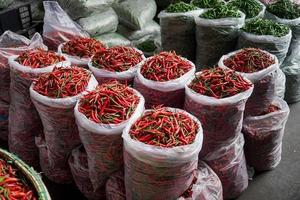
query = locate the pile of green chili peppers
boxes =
[190,0,224,9]
[267,0,300,20]
[136,40,157,53]
[166,1,197,13]
[200,4,241,19]
[227,0,262,19]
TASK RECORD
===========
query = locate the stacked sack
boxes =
[184,67,253,199]
[219,48,290,171]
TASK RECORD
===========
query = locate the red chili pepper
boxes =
[258,104,280,115]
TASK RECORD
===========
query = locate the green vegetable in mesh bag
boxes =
[267,0,300,19]
[227,0,265,19]
[191,0,225,9]
[166,1,197,13]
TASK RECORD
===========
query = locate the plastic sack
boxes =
[122,107,203,200]
[195,11,245,69]
[77,7,119,36]
[8,54,69,169]
[113,0,157,30]
[88,48,145,85]
[134,57,195,109]
[0,31,46,141]
[94,33,131,47]
[184,72,253,157]
[74,89,145,191]
[243,97,290,171]
[69,145,105,200]
[117,20,160,41]
[237,28,292,65]
[42,1,89,51]
[275,68,286,99]
[203,134,248,199]
[0,0,13,9]
[106,162,223,200]
[159,10,203,61]
[30,72,97,183]
[219,49,279,116]
[283,65,300,104]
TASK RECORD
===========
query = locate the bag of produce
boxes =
[237,18,292,64]
[122,107,203,200]
[0,31,46,141]
[8,49,69,169]
[134,51,195,109]
[219,48,279,116]
[133,35,161,57]
[88,46,145,85]
[227,0,266,21]
[282,65,300,103]
[203,134,248,199]
[158,2,202,61]
[77,7,119,36]
[243,97,289,171]
[195,5,245,69]
[30,67,97,183]
[74,81,145,192]
[94,33,131,47]
[42,1,89,50]
[275,68,286,98]
[184,67,253,157]
[113,0,157,30]
[190,0,225,9]
[58,38,106,68]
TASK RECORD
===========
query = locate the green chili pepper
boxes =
[166,1,197,13]
[136,40,157,53]
[227,0,262,19]
[267,0,300,19]
[200,4,241,19]
[242,18,290,37]
[190,0,225,9]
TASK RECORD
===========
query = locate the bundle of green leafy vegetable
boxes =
[190,0,225,9]
[166,1,197,13]
[200,4,241,19]
[267,0,300,19]
[227,0,263,19]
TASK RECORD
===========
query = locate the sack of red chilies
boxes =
[122,107,203,200]
[74,81,145,193]
[58,38,107,68]
[184,67,253,157]
[88,46,146,85]
[134,51,195,109]
[105,161,223,200]
[243,97,290,171]
[8,49,68,169]
[219,48,279,116]
[0,31,46,141]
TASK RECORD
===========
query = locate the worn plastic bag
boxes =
[219,49,279,116]
[30,70,97,183]
[74,88,144,191]
[0,31,46,141]
[94,33,131,47]
[159,9,203,61]
[8,53,69,169]
[42,1,89,50]
[275,68,286,98]
[195,11,245,69]
[122,107,203,200]
[77,7,119,36]
[282,65,300,104]
[243,97,289,171]
[203,134,248,199]
[69,145,105,200]
[184,72,253,157]
[113,0,157,30]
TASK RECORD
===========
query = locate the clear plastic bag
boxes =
[184,72,253,157]
[8,54,69,169]
[69,145,106,200]
[74,89,145,191]
[77,7,119,36]
[122,107,203,200]
[275,68,286,99]
[134,57,195,109]
[88,48,145,85]
[93,33,131,47]
[42,1,89,51]
[159,10,203,61]
[243,97,289,171]
[113,0,157,30]
[0,31,46,141]
[219,49,279,116]
[29,72,97,183]
[195,11,245,69]
[283,65,300,104]
[203,134,248,199]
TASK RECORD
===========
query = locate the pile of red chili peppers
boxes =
[16,49,66,68]
[223,48,276,73]
[189,67,252,99]
[140,51,192,81]
[62,38,106,58]
[78,81,140,124]
[129,107,199,147]
[258,104,280,115]
[33,67,91,98]
[0,158,37,200]
[92,46,143,72]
